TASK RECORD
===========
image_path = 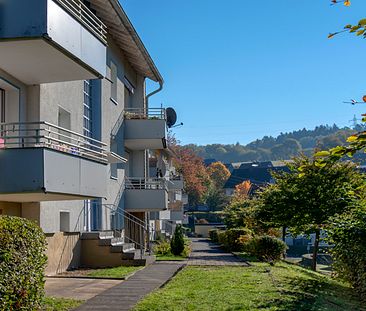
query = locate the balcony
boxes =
[0,122,108,202]
[168,176,184,190]
[125,178,168,212]
[124,108,167,150]
[0,0,106,84]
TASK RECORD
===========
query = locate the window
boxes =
[83,80,93,137]
[110,62,118,103]
[60,211,70,232]
[0,88,5,123]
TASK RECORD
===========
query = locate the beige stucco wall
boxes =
[195,225,222,238]
[45,232,81,275]
[0,202,21,216]
[81,239,122,268]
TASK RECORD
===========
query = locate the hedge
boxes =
[328,208,366,300]
[209,229,220,243]
[217,228,253,252]
[0,216,47,310]
[246,235,287,262]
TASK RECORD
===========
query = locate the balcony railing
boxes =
[54,0,107,44]
[124,108,166,120]
[125,177,167,191]
[0,121,108,163]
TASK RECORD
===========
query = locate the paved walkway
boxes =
[45,277,123,301]
[75,262,184,311]
[188,238,249,266]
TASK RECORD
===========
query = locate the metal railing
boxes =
[125,177,168,191]
[0,121,108,163]
[84,202,152,258]
[124,108,166,120]
[54,0,107,44]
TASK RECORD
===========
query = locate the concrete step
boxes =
[110,243,136,254]
[81,231,114,240]
[98,236,125,246]
[121,254,156,266]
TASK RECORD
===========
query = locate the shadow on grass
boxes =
[256,266,363,311]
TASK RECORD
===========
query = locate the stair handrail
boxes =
[111,109,125,140]
[102,203,152,257]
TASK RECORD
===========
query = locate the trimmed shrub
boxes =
[217,228,253,252]
[209,229,219,242]
[217,230,228,247]
[153,240,171,255]
[328,207,366,300]
[225,228,253,251]
[0,216,47,310]
[247,235,287,262]
[171,225,185,256]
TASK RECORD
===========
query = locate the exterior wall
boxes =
[195,224,224,238]
[45,232,81,275]
[0,202,21,216]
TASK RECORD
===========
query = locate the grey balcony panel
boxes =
[168,178,184,190]
[125,189,168,212]
[0,148,107,202]
[0,0,106,84]
[124,119,167,150]
[170,211,184,221]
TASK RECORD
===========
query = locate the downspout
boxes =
[146,80,163,107]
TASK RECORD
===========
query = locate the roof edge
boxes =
[108,0,164,83]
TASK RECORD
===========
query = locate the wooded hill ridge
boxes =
[185,124,366,163]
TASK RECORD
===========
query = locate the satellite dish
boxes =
[166,107,177,128]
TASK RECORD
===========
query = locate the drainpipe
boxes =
[146,81,163,107]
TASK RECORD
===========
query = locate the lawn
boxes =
[133,262,365,311]
[156,254,187,261]
[42,297,82,311]
[86,265,143,279]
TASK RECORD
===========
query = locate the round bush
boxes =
[217,228,253,252]
[247,235,287,262]
[0,216,47,310]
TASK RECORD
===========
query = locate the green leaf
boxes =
[359,19,366,26]
[314,151,330,157]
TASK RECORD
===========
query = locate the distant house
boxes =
[204,158,218,166]
[224,161,291,196]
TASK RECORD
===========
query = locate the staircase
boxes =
[81,230,155,268]
[81,202,156,268]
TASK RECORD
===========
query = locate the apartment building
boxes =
[149,149,187,239]
[0,0,184,275]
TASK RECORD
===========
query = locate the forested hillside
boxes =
[185,124,366,163]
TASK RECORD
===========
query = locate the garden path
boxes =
[188,238,249,266]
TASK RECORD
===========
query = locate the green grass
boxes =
[42,297,82,311]
[86,265,143,279]
[133,262,365,311]
[156,254,187,261]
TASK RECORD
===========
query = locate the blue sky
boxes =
[121,0,366,145]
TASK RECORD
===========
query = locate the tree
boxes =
[170,225,185,256]
[207,162,230,189]
[316,1,366,164]
[173,146,211,206]
[205,162,230,211]
[233,181,252,201]
[256,156,364,271]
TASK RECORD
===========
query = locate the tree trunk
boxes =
[282,226,286,242]
[312,229,320,272]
